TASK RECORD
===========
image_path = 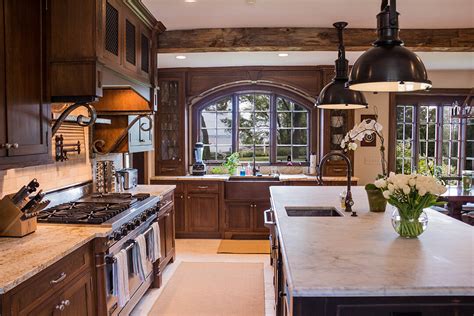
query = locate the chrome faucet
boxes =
[318,152,357,217]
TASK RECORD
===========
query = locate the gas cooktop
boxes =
[38,193,153,225]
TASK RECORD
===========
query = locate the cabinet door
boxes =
[0,0,6,158]
[102,0,121,65]
[187,194,219,232]
[138,27,151,79]
[19,293,61,316]
[254,201,271,233]
[174,193,186,233]
[225,202,252,232]
[4,0,49,157]
[123,14,138,72]
[165,207,175,258]
[59,272,94,316]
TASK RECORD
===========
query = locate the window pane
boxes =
[254,95,270,111]
[254,129,270,145]
[277,113,291,128]
[238,146,254,161]
[239,129,253,145]
[277,97,292,111]
[254,146,270,161]
[203,145,215,161]
[292,129,307,145]
[277,129,291,145]
[201,112,216,128]
[216,145,232,160]
[293,112,307,128]
[405,107,413,122]
[216,97,232,111]
[200,129,216,145]
[255,112,270,128]
[239,112,253,128]
[215,129,232,145]
[277,146,291,161]
[216,113,232,128]
[293,146,307,161]
[239,94,254,111]
[396,106,404,122]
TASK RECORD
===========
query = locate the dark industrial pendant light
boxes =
[347,0,432,92]
[316,22,368,110]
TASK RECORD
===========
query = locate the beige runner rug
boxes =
[148,262,264,316]
[217,240,270,254]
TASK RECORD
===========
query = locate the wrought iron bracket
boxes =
[92,115,152,154]
[51,102,97,136]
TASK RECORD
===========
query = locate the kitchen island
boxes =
[269,186,474,316]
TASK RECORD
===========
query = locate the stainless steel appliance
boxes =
[116,168,138,191]
[191,142,206,176]
[39,191,161,316]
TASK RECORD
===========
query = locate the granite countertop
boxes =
[151,174,359,182]
[270,186,474,297]
[0,225,111,294]
[0,185,176,295]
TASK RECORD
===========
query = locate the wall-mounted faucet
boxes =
[318,152,357,217]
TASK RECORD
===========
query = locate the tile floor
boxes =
[131,239,275,316]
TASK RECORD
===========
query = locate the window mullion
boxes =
[232,93,239,154]
[413,104,420,173]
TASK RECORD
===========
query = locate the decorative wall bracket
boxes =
[92,115,152,154]
[51,102,97,136]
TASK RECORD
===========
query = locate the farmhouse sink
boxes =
[285,206,343,217]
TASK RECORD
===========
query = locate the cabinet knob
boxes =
[62,299,70,307]
[56,304,65,311]
[180,195,184,199]
[12,143,18,149]
[187,196,191,199]
[3,143,11,149]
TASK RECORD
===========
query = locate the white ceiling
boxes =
[157,51,474,69]
[144,0,474,30]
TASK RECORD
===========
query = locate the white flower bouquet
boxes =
[374,172,447,237]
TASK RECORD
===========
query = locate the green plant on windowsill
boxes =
[222,152,240,175]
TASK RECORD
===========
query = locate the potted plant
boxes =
[373,173,447,238]
[222,152,240,175]
[341,118,388,212]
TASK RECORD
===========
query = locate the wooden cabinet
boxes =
[0,0,51,169]
[150,180,224,238]
[48,0,163,101]
[155,72,188,176]
[1,243,94,316]
[187,194,219,233]
[154,191,176,288]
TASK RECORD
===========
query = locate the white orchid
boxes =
[340,118,387,177]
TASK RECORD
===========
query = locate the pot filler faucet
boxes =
[318,152,357,217]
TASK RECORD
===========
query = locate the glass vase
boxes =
[391,208,428,238]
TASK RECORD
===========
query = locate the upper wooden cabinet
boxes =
[48,0,164,102]
[0,0,51,169]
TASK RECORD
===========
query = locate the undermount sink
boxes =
[228,175,280,182]
[285,206,343,217]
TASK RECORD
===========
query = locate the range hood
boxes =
[93,86,156,114]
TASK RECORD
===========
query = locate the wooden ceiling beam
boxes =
[157,27,474,53]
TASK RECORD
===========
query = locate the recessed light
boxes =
[278,53,289,57]
[184,0,196,2]
[176,55,187,60]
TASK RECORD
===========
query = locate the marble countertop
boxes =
[0,185,176,295]
[151,174,359,182]
[270,185,474,297]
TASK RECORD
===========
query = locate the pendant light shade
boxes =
[348,0,432,92]
[316,22,368,110]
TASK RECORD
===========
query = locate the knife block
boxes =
[0,195,37,237]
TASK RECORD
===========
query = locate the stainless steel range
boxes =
[40,190,161,316]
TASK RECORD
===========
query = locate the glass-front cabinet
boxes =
[156,73,187,175]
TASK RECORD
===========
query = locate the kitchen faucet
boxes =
[318,152,357,217]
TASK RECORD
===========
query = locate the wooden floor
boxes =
[131,239,275,316]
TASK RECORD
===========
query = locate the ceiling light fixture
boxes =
[278,53,289,57]
[184,0,197,3]
[316,22,368,110]
[347,0,432,92]
[175,55,187,60]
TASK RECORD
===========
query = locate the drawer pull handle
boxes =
[50,272,66,284]
[197,186,209,189]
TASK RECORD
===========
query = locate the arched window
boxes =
[197,91,311,164]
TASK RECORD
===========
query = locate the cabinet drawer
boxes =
[10,243,91,313]
[186,182,219,194]
[150,180,184,193]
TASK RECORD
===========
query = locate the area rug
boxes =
[148,262,264,316]
[217,240,271,254]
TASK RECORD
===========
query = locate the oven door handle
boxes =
[264,209,275,228]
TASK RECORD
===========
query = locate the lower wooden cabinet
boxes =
[1,243,94,316]
[225,201,270,238]
[155,191,176,288]
[187,193,219,233]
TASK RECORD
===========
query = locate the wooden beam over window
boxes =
[158,27,474,53]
